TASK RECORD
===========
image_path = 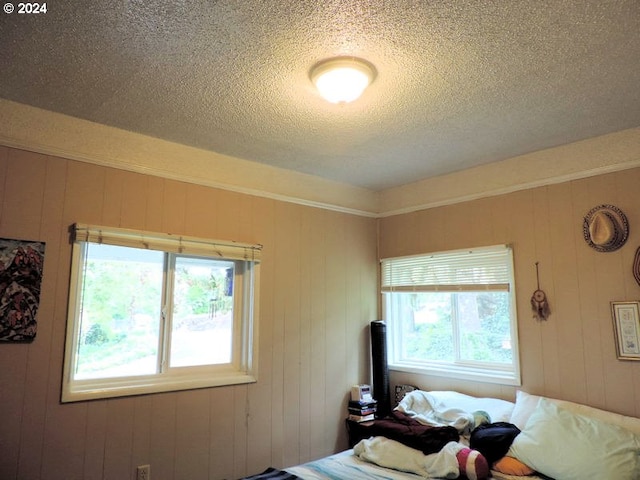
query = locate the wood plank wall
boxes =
[3,143,640,480]
[380,168,640,417]
[0,147,378,480]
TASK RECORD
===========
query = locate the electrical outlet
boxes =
[137,464,150,480]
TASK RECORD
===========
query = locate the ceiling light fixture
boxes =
[310,57,376,104]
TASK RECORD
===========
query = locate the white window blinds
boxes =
[381,244,512,292]
[72,223,262,262]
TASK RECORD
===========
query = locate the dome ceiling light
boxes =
[310,57,377,104]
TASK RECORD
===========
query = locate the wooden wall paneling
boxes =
[40,155,67,245]
[399,210,425,254]
[404,210,430,253]
[344,220,362,412]
[216,183,258,480]
[174,389,211,480]
[486,194,511,246]
[570,179,607,408]
[296,206,315,464]
[546,183,587,403]
[119,171,149,230]
[149,393,177,480]
[208,387,235,480]
[382,167,640,417]
[280,202,302,468]
[39,159,105,479]
[269,202,287,466]
[597,271,636,415]
[615,168,640,299]
[508,189,544,394]
[102,169,125,227]
[615,168,640,416]
[195,188,246,479]
[583,173,635,415]
[346,216,376,391]
[421,208,448,255]
[185,183,218,239]
[40,405,89,480]
[83,401,108,480]
[63,161,106,225]
[161,180,187,234]
[441,203,469,251]
[308,209,328,460]
[0,148,382,480]
[0,151,43,479]
[101,168,125,225]
[245,197,275,473]
[1,149,46,239]
[93,167,135,480]
[530,186,560,398]
[215,190,241,240]
[232,190,254,242]
[104,399,136,479]
[357,217,378,385]
[145,176,165,232]
[465,212,511,397]
[16,156,67,479]
[376,216,390,257]
[215,189,254,242]
[0,344,27,479]
[232,385,249,478]
[377,214,398,259]
[323,212,348,453]
[470,196,495,245]
[48,207,75,402]
[131,396,153,480]
[474,193,516,401]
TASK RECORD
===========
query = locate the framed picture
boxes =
[611,301,640,360]
[0,237,46,342]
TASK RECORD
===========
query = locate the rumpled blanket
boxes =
[365,410,459,454]
[354,437,465,479]
[397,390,489,435]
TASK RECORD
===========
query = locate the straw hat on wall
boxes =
[583,204,629,253]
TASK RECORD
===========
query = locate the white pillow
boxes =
[509,398,640,480]
[510,390,640,435]
[508,391,541,430]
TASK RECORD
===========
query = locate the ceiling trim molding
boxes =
[378,127,640,217]
[2,100,639,220]
[0,99,379,218]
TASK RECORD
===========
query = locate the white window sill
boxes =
[389,362,521,387]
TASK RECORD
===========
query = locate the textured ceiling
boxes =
[1,1,639,191]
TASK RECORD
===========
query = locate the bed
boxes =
[270,390,640,480]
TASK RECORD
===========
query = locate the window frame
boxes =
[61,224,261,403]
[381,244,521,386]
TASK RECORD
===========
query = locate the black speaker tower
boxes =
[370,320,391,418]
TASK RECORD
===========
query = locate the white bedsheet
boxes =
[286,449,547,480]
[286,449,425,480]
[397,390,514,435]
[353,437,462,478]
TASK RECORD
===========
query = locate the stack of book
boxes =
[347,399,377,422]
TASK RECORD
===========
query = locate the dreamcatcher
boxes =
[531,262,550,321]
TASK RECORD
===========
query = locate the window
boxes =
[381,245,520,385]
[62,224,261,402]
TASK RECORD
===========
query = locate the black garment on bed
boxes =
[239,467,299,480]
[366,410,460,455]
[469,422,521,465]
